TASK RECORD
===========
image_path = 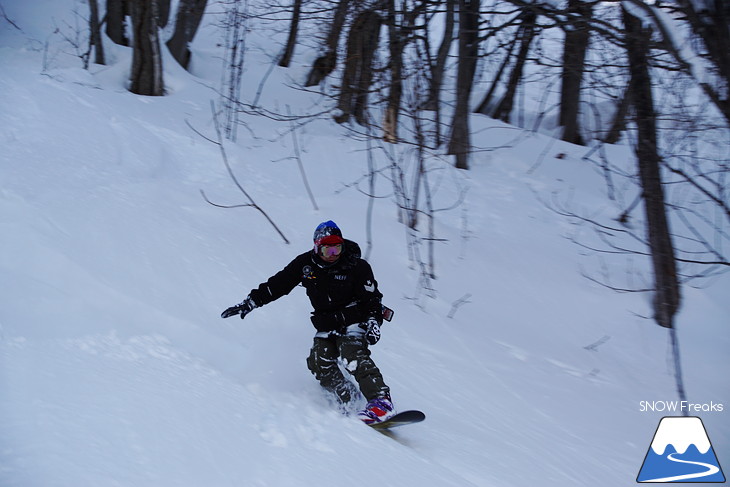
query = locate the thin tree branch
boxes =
[192,101,290,245]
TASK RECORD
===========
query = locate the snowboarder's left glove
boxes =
[221,296,256,319]
[360,317,381,345]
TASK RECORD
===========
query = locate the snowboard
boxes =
[368,410,425,430]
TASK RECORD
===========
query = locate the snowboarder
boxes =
[221,221,395,424]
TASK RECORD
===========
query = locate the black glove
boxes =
[221,296,256,319]
[359,317,381,345]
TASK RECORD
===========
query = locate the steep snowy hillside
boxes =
[1,2,727,487]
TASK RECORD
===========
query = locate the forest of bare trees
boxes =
[271,0,727,318]
[40,0,724,406]
[85,0,728,338]
[80,0,729,310]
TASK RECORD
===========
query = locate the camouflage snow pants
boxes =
[306,324,389,403]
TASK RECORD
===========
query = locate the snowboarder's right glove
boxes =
[221,296,256,319]
[360,317,381,345]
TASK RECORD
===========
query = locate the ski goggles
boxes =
[319,243,343,258]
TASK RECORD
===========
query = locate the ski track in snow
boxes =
[1,330,485,487]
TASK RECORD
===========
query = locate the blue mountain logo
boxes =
[637,416,725,483]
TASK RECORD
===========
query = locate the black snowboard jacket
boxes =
[247,240,383,332]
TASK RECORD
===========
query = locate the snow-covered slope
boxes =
[1,2,727,486]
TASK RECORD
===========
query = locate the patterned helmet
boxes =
[313,220,344,252]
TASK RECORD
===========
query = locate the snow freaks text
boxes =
[639,401,724,413]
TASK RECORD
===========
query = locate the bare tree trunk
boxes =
[448,0,480,170]
[423,0,455,112]
[474,38,516,115]
[88,0,106,65]
[157,0,170,27]
[334,10,382,125]
[354,11,381,126]
[129,0,164,96]
[622,0,729,126]
[166,0,208,70]
[676,0,729,123]
[492,10,536,123]
[421,0,455,146]
[384,0,426,141]
[304,0,351,86]
[383,0,402,142]
[106,0,130,46]
[559,0,591,145]
[604,77,632,144]
[623,6,680,328]
[622,5,687,408]
[278,0,302,67]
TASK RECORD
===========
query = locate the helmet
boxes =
[313,220,344,252]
